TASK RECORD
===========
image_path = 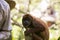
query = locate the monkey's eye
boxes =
[23,20,31,27]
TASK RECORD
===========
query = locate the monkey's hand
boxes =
[24,28,33,36]
[25,31,33,36]
[25,31,29,36]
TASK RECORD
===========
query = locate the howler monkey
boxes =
[22,14,49,40]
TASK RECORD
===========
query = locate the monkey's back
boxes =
[32,17,49,40]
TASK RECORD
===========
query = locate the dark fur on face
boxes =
[22,14,33,28]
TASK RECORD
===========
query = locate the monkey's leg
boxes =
[25,35,32,40]
[24,31,33,40]
[32,33,43,40]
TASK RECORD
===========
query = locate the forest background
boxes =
[11,0,60,40]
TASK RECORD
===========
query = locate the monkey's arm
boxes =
[25,18,48,35]
[25,19,47,34]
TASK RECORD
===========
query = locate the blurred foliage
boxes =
[11,0,60,40]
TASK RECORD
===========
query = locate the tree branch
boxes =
[11,18,23,27]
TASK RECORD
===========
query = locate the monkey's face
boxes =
[22,14,33,28]
[22,18,31,28]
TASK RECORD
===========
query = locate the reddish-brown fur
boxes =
[22,14,49,40]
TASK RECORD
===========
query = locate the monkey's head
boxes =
[22,14,33,28]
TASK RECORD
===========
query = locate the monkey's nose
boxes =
[23,21,30,25]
